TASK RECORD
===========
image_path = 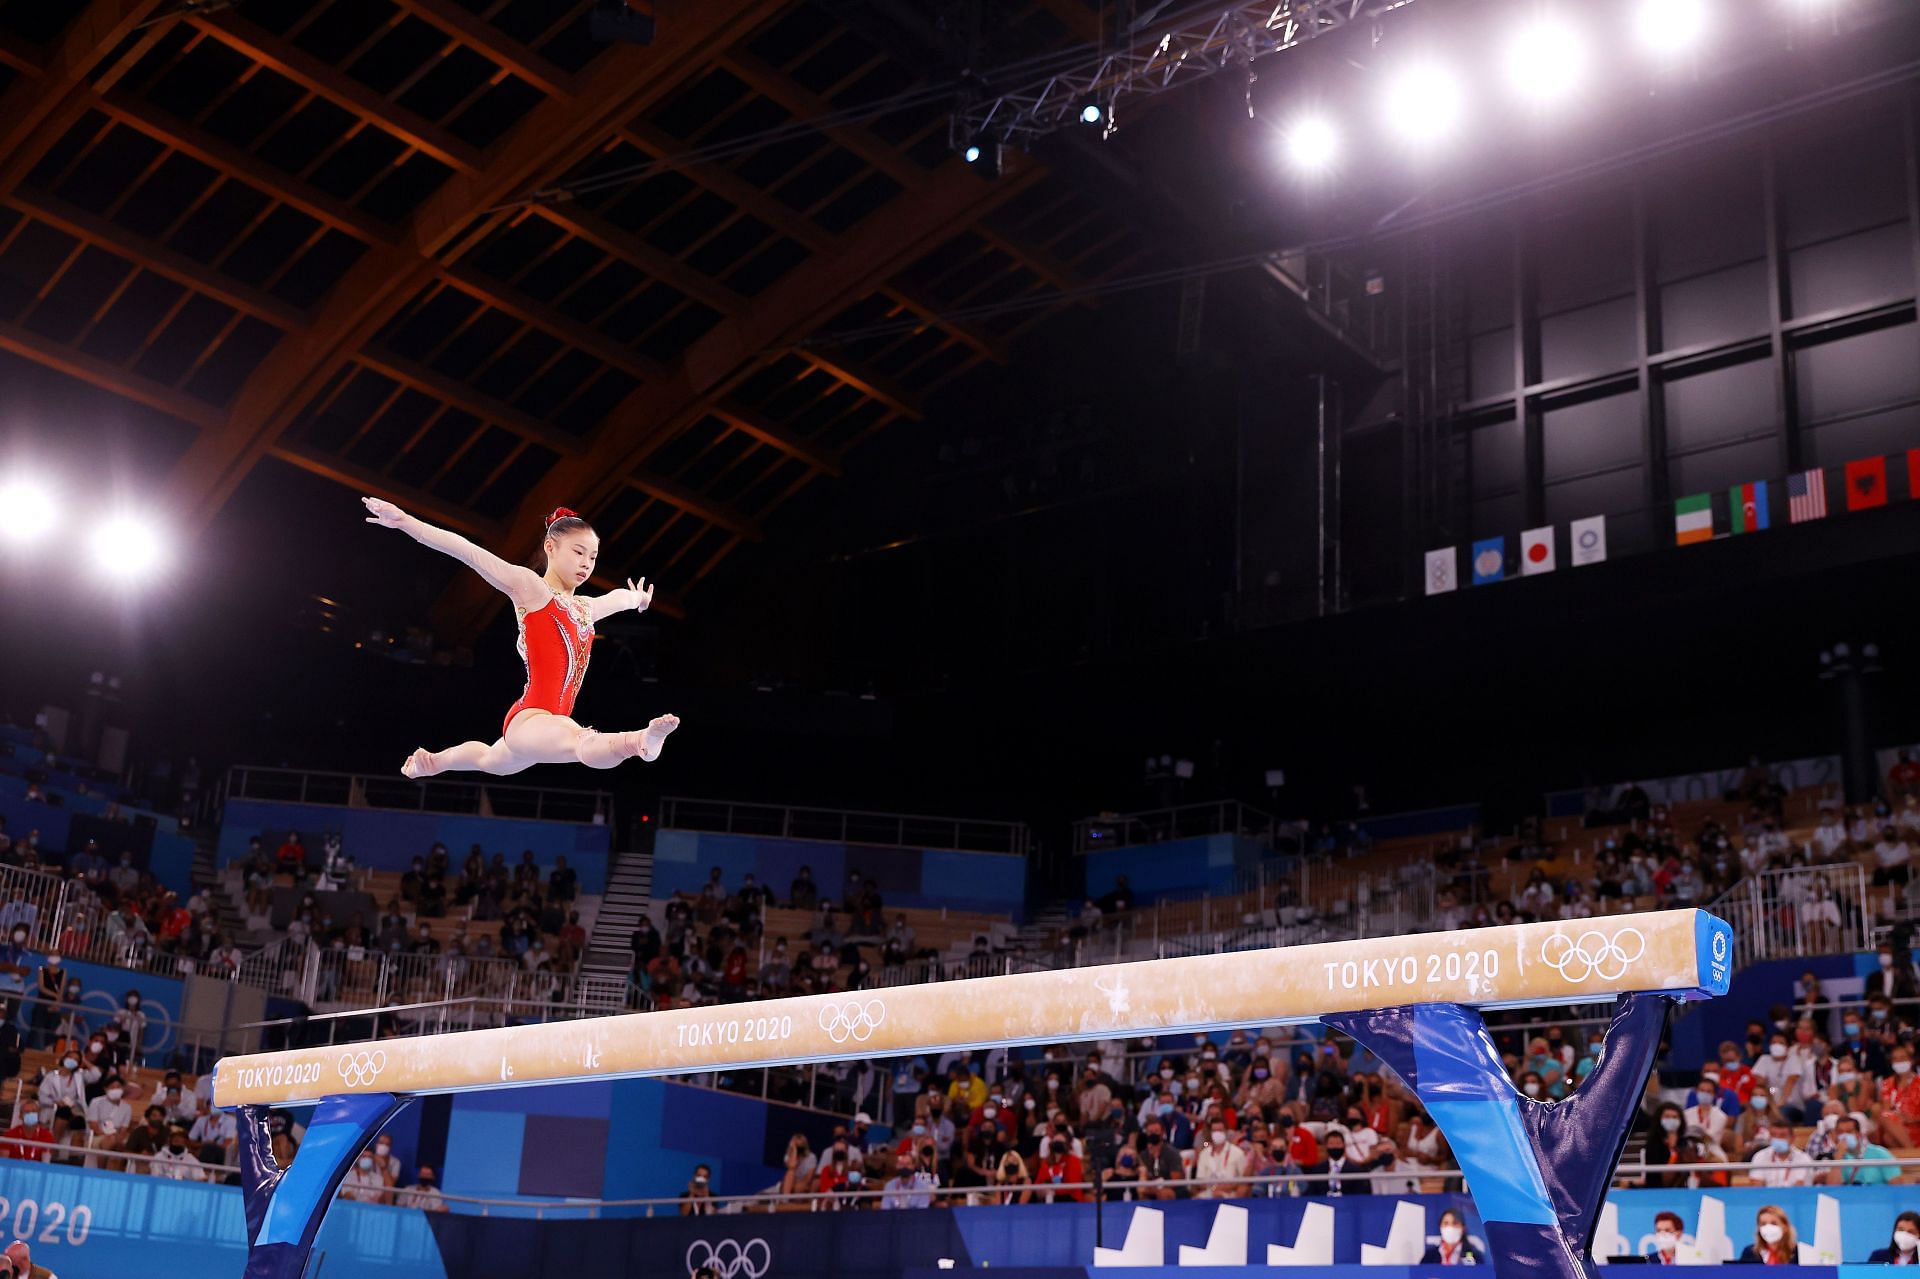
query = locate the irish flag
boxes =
[1729,480,1769,534]
[1675,493,1713,545]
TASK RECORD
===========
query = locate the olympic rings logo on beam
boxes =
[686,1238,771,1279]
[337,1049,389,1088]
[818,998,886,1044]
[1540,927,1646,983]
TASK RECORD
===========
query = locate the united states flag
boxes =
[1787,468,1827,523]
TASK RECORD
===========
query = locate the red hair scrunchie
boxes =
[546,506,581,526]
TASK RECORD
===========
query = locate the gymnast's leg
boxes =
[401,738,528,779]
[572,712,681,770]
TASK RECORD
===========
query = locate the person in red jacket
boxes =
[1038,1123,1085,1202]
[0,1104,52,1162]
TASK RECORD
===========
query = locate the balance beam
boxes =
[213,908,1728,1107]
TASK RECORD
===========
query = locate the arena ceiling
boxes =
[0,0,1146,635]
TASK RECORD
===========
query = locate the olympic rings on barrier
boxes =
[1540,927,1646,983]
[686,1238,772,1279]
[337,1048,389,1087]
[817,998,886,1044]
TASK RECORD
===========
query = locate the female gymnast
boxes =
[361,497,680,777]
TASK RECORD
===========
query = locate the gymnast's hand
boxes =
[363,496,408,528]
[628,577,655,612]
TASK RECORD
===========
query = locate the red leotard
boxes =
[502,594,594,736]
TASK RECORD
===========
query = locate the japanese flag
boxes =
[1520,526,1556,575]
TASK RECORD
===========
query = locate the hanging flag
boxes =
[1846,456,1888,510]
[1674,493,1713,545]
[1728,480,1770,534]
[1907,447,1920,501]
[1570,514,1607,566]
[1470,536,1506,585]
[1786,469,1827,523]
[1520,526,1556,575]
[1424,546,1457,595]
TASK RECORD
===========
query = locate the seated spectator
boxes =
[1421,1208,1481,1265]
[1746,1126,1814,1187]
[880,1146,937,1209]
[1737,1205,1795,1265]
[777,1133,816,1196]
[188,1107,238,1168]
[1874,827,1913,888]
[1,1103,51,1162]
[1812,808,1849,858]
[1037,1123,1085,1202]
[1192,1117,1247,1198]
[396,1166,448,1211]
[1879,1046,1920,1146]
[1867,1212,1920,1264]
[788,866,818,909]
[1868,943,1919,1001]
[1728,1084,1776,1156]
[1829,1116,1897,1186]
[83,1080,132,1165]
[275,831,306,881]
[152,1125,205,1181]
[1308,1128,1388,1197]
[339,1149,387,1203]
[1754,1032,1810,1123]
[1645,1210,1686,1264]
[992,1144,1033,1204]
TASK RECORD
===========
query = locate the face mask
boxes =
[21,1113,36,1126]
[1158,1103,1173,1116]
[1769,1044,1787,1059]
[1210,1130,1226,1145]
[1160,1068,1173,1079]
[1837,1071,1857,1084]
[1759,1224,1784,1245]
[90,1041,103,1052]
[1023,1099,1035,1110]
[1588,1043,1603,1056]
[1441,1226,1464,1245]
[1523,1082,1541,1096]
[1897,1231,1919,1253]
[1898,1061,1914,1075]
[358,1157,374,1170]
[1655,1232,1678,1251]
[1048,1079,1060,1090]
[107,1088,123,1101]
[1770,1138,1789,1155]
[1751,1096,1768,1110]
[1874,1009,1890,1021]
[1661,1117,1680,1132]
[1842,1133,1859,1150]
[169,1142,185,1154]
[1326,1147,1345,1161]
[1698,1089,1716,1104]
[1846,1023,1862,1037]
[983,1107,996,1119]
[847,1171,862,1185]
[912,1124,926,1136]
[1254,1069,1269,1080]
[62,1058,77,1070]
[1881,955,1895,969]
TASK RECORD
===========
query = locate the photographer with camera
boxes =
[679,1163,717,1216]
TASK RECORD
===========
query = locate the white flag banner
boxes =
[1424,546,1457,595]
[1570,515,1608,566]
[1520,526,1556,575]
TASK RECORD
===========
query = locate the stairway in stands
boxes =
[188,832,248,942]
[575,846,653,1013]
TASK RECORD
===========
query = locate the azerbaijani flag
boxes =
[1729,480,1770,534]
[1675,493,1713,545]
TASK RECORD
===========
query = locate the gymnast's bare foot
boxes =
[401,748,438,779]
[638,713,680,761]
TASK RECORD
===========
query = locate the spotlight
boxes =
[1382,62,1465,146]
[0,476,57,543]
[1283,116,1339,174]
[961,138,1003,177]
[1078,101,1104,126]
[1636,0,1710,56]
[1503,17,1589,105]
[89,513,168,581]
[964,143,981,162]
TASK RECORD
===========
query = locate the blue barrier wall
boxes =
[651,830,1026,917]
[216,798,612,893]
[1080,835,1270,901]
[0,1157,446,1279]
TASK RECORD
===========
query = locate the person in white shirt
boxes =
[188,1109,238,1163]
[369,1134,401,1185]
[36,1053,99,1139]
[1681,1085,1729,1144]
[1192,1119,1249,1198]
[84,1083,132,1164]
[1874,829,1913,885]
[152,1126,207,1181]
[339,1152,388,1203]
[395,1166,448,1212]
[1812,810,1849,858]
[1753,1034,1811,1122]
[1747,1129,1815,1186]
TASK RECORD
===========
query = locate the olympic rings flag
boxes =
[212,908,1732,1108]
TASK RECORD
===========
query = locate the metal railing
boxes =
[1072,802,1300,855]
[1709,861,1871,968]
[223,765,610,825]
[660,797,1029,856]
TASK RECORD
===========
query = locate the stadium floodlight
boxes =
[0,476,57,544]
[1283,116,1340,174]
[1382,61,1466,146]
[89,513,168,581]
[1503,16,1589,106]
[1636,0,1711,56]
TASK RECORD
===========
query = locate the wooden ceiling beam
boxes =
[187,12,486,175]
[793,348,923,420]
[708,402,843,477]
[433,260,667,384]
[386,0,578,101]
[531,201,743,315]
[7,188,307,330]
[623,473,761,541]
[0,315,223,431]
[163,0,788,531]
[268,441,501,540]
[354,346,585,458]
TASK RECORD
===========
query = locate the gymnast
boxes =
[362,497,679,777]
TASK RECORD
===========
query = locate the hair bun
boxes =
[546,506,580,525]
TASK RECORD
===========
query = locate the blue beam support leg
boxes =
[238,1092,413,1279]
[1324,991,1671,1279]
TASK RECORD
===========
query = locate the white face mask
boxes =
[1523,1082,1541,1097]
[1210,1131,1226,1145]
[1655,1232,1679,1251]
[1440,1225,1463,1244]
[1759,1224,1784,1245]
[1898,1231,1920,1253]
[1751,1096,1768,1110]
[1769,1044,1788,1059]
[1897,1061,1914,1075]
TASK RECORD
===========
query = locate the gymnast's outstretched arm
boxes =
[362,497,549,610]
[586,576,655,623]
